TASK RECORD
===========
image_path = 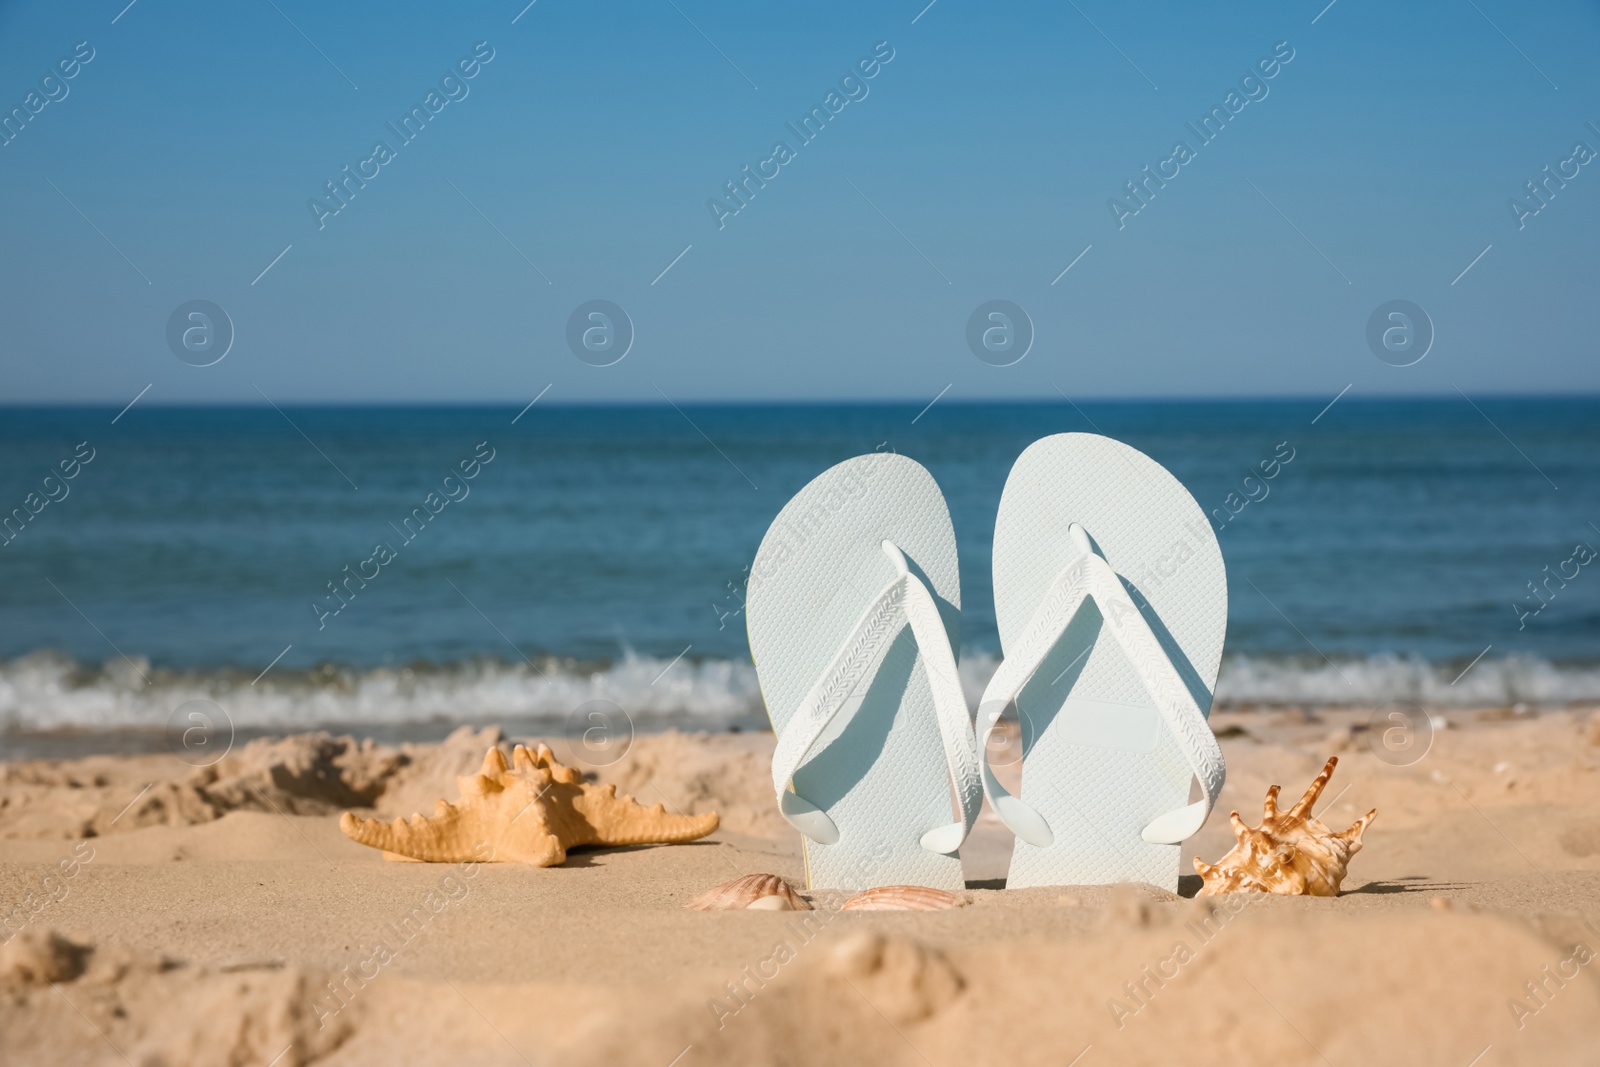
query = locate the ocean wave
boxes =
[0,650,763,733]
[0,649,1595,734]
[1212,652,1600,708]
[961,652,1600,710]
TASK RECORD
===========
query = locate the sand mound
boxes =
[0,725,511,840]
[0,725,780,843]
[0,734,411,840]
[192,732,406,813]
[0,926,87,985]
[825,930,964,1023]
[0,928,352,1067]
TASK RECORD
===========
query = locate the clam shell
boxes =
[840,886,962,912]
[685,873,811,911]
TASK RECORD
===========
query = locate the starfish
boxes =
[339,744,719,866]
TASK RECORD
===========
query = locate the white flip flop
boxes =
[978,433,1228,891]
[746,451,981,891]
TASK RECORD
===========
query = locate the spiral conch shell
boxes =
[340,745,719,866]
[686,874,811,911]
[1194,756,1376,897]
[841,886,963,912]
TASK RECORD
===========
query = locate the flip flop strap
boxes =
[771,541,982,853]
[977,524,1225,847]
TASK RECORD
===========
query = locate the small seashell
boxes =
[1194,756,1376,897]
[686,873,811,911]
[840,886,962,912]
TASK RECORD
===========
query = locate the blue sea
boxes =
[1,398,1596,749]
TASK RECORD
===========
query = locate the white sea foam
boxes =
[0,649,1595,735]
[1213,652,1600,708]
[0,650,762,733]
[964,651,1600,709]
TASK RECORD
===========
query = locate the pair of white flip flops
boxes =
[745,433,1228,893]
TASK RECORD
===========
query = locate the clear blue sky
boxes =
[1,0,1597,403]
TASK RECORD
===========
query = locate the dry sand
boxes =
[3,706,1599,1066]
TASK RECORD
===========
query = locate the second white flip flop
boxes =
[978,433,1228,891]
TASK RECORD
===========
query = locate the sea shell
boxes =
[840,886,963,912]
[1194,756,1376,897]
[685,873,811,911]
[339,744,719,866]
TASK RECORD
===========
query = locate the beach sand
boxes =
[3,707,1599,1066]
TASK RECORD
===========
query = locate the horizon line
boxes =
[3,390,1598,410]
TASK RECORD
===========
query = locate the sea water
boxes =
[0,398,1595,744]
